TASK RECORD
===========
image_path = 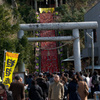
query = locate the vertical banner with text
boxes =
[3,52,19,87]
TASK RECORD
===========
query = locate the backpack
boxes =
[92,75,100,85]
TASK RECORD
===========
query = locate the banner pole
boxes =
[2,49,6,82]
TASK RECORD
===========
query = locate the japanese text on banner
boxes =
[3,52,19,87]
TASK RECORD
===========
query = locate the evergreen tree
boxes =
[0,5,19,75]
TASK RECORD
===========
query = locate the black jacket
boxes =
[29,84,43,100]
[36,77,48,96]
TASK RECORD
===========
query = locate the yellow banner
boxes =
[3,52,19,87]
[39,8,55,13]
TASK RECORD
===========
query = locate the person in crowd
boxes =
[67,73,81,100]
[9,75,25,100]
[48,74,64,100]
[29,80,43,100]
[61,73,65,79]
[36,73,48,100]
[80,72,87,83]
[88,73,94,98]
[62,76,69,88]
[0,83,13,100]
[77,72,89,100]
[84,73,90,87]
[49,74,54,83]
[19,77,23,83]
[26,74,33,91]
[92,71,100,93]
[44,74,50,99]
[68,70,74,78]
[62,80,68,100]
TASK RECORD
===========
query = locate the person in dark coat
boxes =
[26,74,33,91]
[92,71,100,92]
[0,83,13,100]
[9,75,25,100]
[29,80,43,100]
[62,80,68,100]
[36,73,48,100]
[67,74,81,100]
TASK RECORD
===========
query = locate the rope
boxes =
[39,37,79,50]
[40,41,72,50]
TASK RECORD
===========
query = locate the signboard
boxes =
[39,8,55,13]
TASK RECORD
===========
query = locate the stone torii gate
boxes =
[18,22,98,73]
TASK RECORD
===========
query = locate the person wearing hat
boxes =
[9,75,25,100]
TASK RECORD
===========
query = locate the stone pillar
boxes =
[18,30,24,39]
[73,29,81,72]
[18,62,25,72]
[17,30,25,72]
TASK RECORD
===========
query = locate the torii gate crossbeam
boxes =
[19,22,98,31]
[27,36,74,42]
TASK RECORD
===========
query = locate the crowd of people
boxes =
[0,70,100,100]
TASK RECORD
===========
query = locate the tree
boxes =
[55,4,86,68]
[0,38,18,75]
[65,0,89,14]
[18,2,37,23]
[16,36,35,72]
[0,5,19,75]
[0,5,19,38]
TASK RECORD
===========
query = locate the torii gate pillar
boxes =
[73,29,81,72]
[17,30,25,72]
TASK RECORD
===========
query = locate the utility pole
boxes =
[91,32,94,74]
[86,32,94,74]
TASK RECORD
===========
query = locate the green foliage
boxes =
[16,36,29,63]
[55,4,86,22]
[18,2,36,23]
[16,35,35,72]
[16,36,35,67]
[0,5,19,75]
[26,49,35,73]
[6,0,12,4]
[0,3,36,73]
[0,5,19,38]
[0,38,17,75]
[55,4,86,68]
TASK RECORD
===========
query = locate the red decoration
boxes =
[40,12,59,73]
